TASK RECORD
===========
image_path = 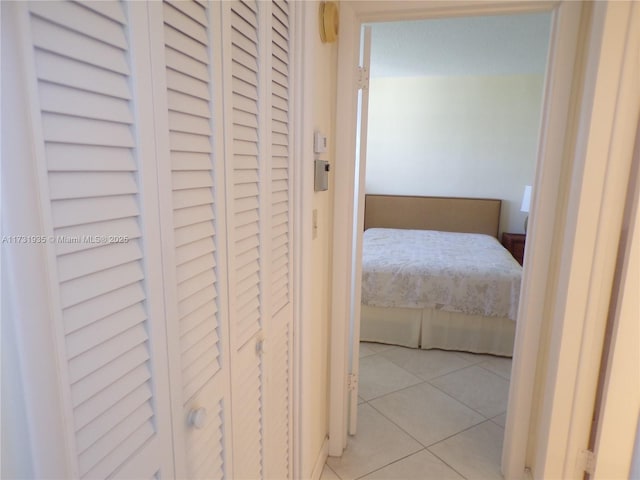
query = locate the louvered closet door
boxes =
[21,1,173,478]
[148,1,232,479]
[224,1,265,478]
[265,1,294,478]
[221,1,294,478]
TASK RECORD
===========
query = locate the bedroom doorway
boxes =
[329,2,585,478]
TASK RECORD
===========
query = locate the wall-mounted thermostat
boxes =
[314,160,330,191]
[314,131,327,154]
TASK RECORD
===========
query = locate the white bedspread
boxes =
[361,228,522,321]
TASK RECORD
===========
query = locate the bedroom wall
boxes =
[365,74,545,235]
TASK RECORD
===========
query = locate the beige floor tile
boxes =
[320,464,341,480]
[430,365,509,418]
[360,450,464,480]
[326,404,422,480]
[382,347,474,380]
[358,354,423,401]
[359,343,376,358]
[429,421,505,480]
[370,382,485,447]
[478,356,512,380]
[491,413,507,428]
[364,342,395,354]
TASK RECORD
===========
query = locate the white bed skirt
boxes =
[360,304,515,357]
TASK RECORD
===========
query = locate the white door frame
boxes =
[329,1,582,478]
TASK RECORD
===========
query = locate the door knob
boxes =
[188,407,207,429]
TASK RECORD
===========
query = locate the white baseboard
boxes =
[310,436,329,480]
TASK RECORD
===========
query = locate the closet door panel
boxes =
[22,1,173,477]
[149,1,232,478]
[265,2,293,477]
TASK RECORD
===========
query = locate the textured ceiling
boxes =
[369,13,552,78]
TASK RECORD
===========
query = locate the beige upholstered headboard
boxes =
[364,194,502,238]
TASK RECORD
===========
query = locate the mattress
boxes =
[361,228,522,321]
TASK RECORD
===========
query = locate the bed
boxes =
[360,194,522,357]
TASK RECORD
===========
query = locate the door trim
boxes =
[329,3,585,478]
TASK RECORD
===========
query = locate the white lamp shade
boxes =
[521,185,532,213]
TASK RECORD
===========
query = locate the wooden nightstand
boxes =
[502,233,526,266]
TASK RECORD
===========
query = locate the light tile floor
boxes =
[322,342,512,480]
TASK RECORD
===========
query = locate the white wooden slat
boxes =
[272,119,289,135]
[235,197,260,215]
[233,125,258,144]
[234,182,259,199]
[72,353,149,428]
[271,28,288,54]
[173,204,214,229]
[79,0,127,25]
[174,221,215,248]
[166,69,210,101]
[272,17,289,43]
[177,269,216,302]
[170,151,212,172]
[35,49,131,100]
[78,396,153,474]
[232,61,258,89]
[178,285,217,320]
[60,261,144,312]
[63,281,144,336]
[231,17,258,47]
[233,79,259,107]
[69,303,146,383]
[76,383,152,455]
[234,155,259,171]
[230,27,258,58]
[76,376,153,434]
[175,237,215,265]
[49,171,137,200]
[272,69,288,92]
[82,418,154,479]
[39,81,132,124]
[179,300,217,335]
[66,303,146,358]
[235,209,259,229]
[42,113,134,147]
[272,43,289,68]
[232,44,258,73]
[163,1,207,44]
[166,0,207,26]
[231,1,257,29]
[232,94,259,116]
[272,1,289,27]
[272,58,289,82]
[57,240,141,282]
[46,143,135,172]
[164,25,209,64]
[71,344,150,408]
[233,109,259,130]
[55,217,141,255]
[165,46,209,84]
[181,328,219,369]
[172,188,214,210]
[232,349,262,479]
[29,1,127,49]
[177,258,216,293]
[172,170,213,190]
[235,237,259,261]
[236,272,259,303]
[168,110,210,136]
[167,89,210,118]
[183,360,219,402]
[31,16,129,75]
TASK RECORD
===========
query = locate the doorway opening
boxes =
[327,2,584,477]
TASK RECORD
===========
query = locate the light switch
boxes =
[312,209,318,239]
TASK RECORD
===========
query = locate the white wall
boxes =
[365,74,545,234]
[301,1,339,477]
